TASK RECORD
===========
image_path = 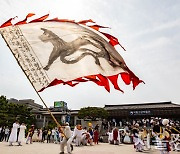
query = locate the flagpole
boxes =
[0,34,67,137]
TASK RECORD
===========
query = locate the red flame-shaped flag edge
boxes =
[15,13,35,25]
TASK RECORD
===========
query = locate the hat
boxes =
[135,123,139,127]
[162,119,169,126]
[65,122,69,126]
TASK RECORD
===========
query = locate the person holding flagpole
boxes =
[59,122,73,154]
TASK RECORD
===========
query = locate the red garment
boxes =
[113,129,118,140]
[164,136,171,152]
[93,130,99,144]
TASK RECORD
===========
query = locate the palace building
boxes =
[104,102,180,122]
[8,98,180,128]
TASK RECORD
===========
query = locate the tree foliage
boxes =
[78,107,108,121]
[0,95,36,127]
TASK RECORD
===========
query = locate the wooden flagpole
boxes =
[0,34,67,137]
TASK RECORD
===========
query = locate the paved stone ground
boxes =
[0,141,179,154]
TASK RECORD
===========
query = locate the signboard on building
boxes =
[129,110,151,116]
[54,101,67,109]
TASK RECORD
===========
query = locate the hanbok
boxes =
[32,129,38,142]
[38,129,42,141]
[93,130,99,144]
[123,132,131,144]
[18,124,26,144]
[146,133,151,149]
[108,132,113,144]
[8,123,20,143]
[54,130,60,143]
[133,133,145,152]
[113,128,120,144]
[73,126,83,146]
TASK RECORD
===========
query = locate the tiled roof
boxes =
[104,102,180,110]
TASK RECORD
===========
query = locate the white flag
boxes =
[0,14,144,92]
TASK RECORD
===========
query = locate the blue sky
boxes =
[0,0,180,109]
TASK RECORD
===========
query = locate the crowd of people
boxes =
[0,121,100,154]
[0,117,180,154]
[0,126,10,142]
[107,117,180,153]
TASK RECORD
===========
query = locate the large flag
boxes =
[0,14,144,92]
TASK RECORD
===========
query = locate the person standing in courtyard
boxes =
[4,126,10,142]
[51,128,55,143]
[47,129,52,143]
[0,126,5,142]
[26,125,34,144]
[42,128,47,143]
[72,124,83,146]
[8,120,20,146]
[113,127,120,145]
[38,128,43,142]
[32,128,39,142]
[17,123,26,146]
[132,124,144,152]
[93,124,99,145]
[0,126,2,141]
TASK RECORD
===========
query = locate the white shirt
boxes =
[51,129,55,135]
[64,126,72,138]
[5,128,9,134]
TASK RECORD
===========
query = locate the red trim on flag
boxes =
[108,74,124,93]
[97,74,110,92]
[0,14,125,52]
[101,32,126,51]
[125,67,145,90]
[64,81,79,87]
[49,79,64,86]
[15,13,35,25]
[38,79,64,92]
[45,18,75,23]
[132,77,144,90]
[38,74,113,92]
[121,72,131,85]
[85,75,103,86]
[38,72,144,92]
[121,67,145,90]
[73,77,88,82]
[89,25,109,31]
[78,19,95,25]
[86,75,108,89]
[38,79,79,92]
[85,75,97,80]
[0,18,15,28]
[29,14,49,23]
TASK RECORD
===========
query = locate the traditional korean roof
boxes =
[104,102,180,110]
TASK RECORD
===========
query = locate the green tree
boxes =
[0,95,36,127]
[0,96,9,125]
[78,107,108,121]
